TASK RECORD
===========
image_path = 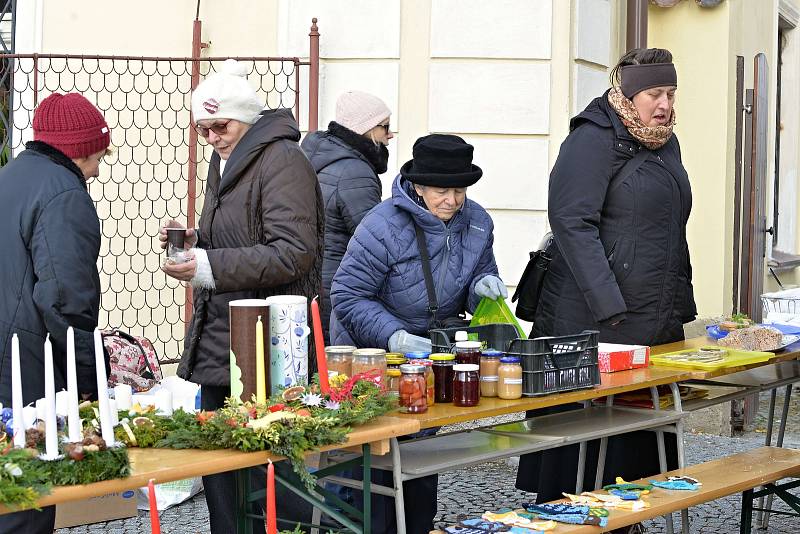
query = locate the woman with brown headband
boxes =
[516,48,695,531]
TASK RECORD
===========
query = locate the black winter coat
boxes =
[0,141,102,405]
[301,122,383,343]
[178,110,324,386]
[534,90,696,346]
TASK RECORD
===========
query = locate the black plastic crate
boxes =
[429,323,520,353]
[507,330,600,396]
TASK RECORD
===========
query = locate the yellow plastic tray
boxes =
[650,346,772,371]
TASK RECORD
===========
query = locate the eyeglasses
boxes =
[194,119,231,138]
[377,123,390,133]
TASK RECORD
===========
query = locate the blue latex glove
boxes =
[388,330,432,354]
[474,275,508,300]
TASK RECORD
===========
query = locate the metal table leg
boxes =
[761,384,793,529]
[651,386,675,534]
[740,488,754,534]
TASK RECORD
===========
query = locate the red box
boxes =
[597,343,650,373]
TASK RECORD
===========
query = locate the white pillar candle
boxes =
[35,398,46,422]
[154,389,173,416]
[23,405,36,429]
[55,390,70,417]
[43,334,59,459]
[108,398,119,427]
[93,328,115,445]
[11,334,24,448]
[66,326,82,442]
[113,384,133,411]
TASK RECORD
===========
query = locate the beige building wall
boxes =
[21,0,627,354]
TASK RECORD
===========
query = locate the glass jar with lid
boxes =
[386,368,402,397]
[324,345,355,379]
[452,363,480,407]
[479,350,502,397]
[454,341,482,369]
[429,353,455,403]
[405,352,434,406]
[351,348,387,384]
[398,364,427,413]
[386,353,406,369]
[497,356,523,399]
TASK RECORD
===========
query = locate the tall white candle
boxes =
[43,334,59,458]
[66,326,82,442]
[108,398,119,427]
[11,334,24,448]
[93,328,115,445]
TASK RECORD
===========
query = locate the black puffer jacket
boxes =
[534,90,696,345]
[178,109,324,385]
[301,122,383,343]
[0,141,102,405]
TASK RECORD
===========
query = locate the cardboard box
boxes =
[54,490,138,529]
[598,343,650,373]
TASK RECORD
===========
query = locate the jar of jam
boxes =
[479,350,502,397]
[386,353,406,369]
[351,348,387,384]
[454,341,482,369]
[498,356,523,399]
[324,345,355,379]
[398,364,427,413]
[452,363,480,407]
[429,353,455,403]
[405,352,434,405]
[386,368,402,397]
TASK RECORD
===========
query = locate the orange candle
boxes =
[148,479,161,534]
[311,296,330,394]
[266,460,277,534]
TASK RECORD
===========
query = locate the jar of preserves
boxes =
[351,348,387,384]
[386,353,406,370]
[386,368,402,397]
[479,350,502,397]
[324,345,355,379]
[420,359,436,406]
[454,341,482,369]
[498,356,523,399]
[398,364,427,413]
[453,363,480,407]
[429,353,455,403]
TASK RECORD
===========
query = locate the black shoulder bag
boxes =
[413,221,469,330]
[512,147,651,322]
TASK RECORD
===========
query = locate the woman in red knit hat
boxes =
[0,92,110,534]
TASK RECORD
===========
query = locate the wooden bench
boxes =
[547,446,800,533]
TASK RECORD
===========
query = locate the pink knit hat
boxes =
[335,91,391,135]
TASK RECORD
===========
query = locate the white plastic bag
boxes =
[137,477,203,511]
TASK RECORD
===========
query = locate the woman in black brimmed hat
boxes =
[329,134,507,533]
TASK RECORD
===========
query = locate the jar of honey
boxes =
[497,356,523,399]
[479,350,502,397]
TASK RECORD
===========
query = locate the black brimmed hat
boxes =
[400,134,483,187]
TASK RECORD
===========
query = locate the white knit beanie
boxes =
[191,59,263,125]
[335,90,391,135]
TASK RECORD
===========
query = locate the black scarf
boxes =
[328,121,389,174]
[25,140,87,187]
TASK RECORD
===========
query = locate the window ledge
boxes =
[768,249,800,270]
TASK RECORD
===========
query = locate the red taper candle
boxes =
[148,478,161,534]
[310,296,330,394]
[266,459,277,534]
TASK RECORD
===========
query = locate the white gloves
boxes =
[388,330,432,354]
[474,275,508,300]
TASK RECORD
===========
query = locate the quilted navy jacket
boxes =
[330,176,499,348]
[301,128,382,343]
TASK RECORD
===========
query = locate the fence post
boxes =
[308,18,319,132]
[32,53,38,106]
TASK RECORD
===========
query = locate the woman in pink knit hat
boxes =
[301,90,393,343]
[0,92,110,534]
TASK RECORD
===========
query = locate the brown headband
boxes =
[620,63,677,99]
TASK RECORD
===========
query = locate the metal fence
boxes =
[0,33,319,364]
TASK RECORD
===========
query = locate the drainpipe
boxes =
[627,0,648,51]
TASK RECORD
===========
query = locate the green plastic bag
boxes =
[470,297,527,338]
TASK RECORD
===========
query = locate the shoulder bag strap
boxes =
[607,146,650,196]
[413,221,439,328]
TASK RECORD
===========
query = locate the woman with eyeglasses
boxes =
[301,90,393,343]
[158,59,323,534]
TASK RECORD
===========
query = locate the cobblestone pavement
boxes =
[58,394,800,534]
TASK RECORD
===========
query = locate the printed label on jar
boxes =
[502,378,523,385]
[480,375,499,382]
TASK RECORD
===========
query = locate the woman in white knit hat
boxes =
[158,59,324,534]
[301,90,392,343]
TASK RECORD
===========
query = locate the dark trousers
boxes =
[351,470,438,534]
[200,385,312,534]
[0,506,55,534]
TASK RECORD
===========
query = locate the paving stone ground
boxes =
[57,389,800,533]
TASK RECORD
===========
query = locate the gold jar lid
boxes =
[429,353,455,361]
[352,348,387,357]
[386,369,402,377]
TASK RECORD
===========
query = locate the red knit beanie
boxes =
[33,93,110,159]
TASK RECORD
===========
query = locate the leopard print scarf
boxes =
[607,86,675,149]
